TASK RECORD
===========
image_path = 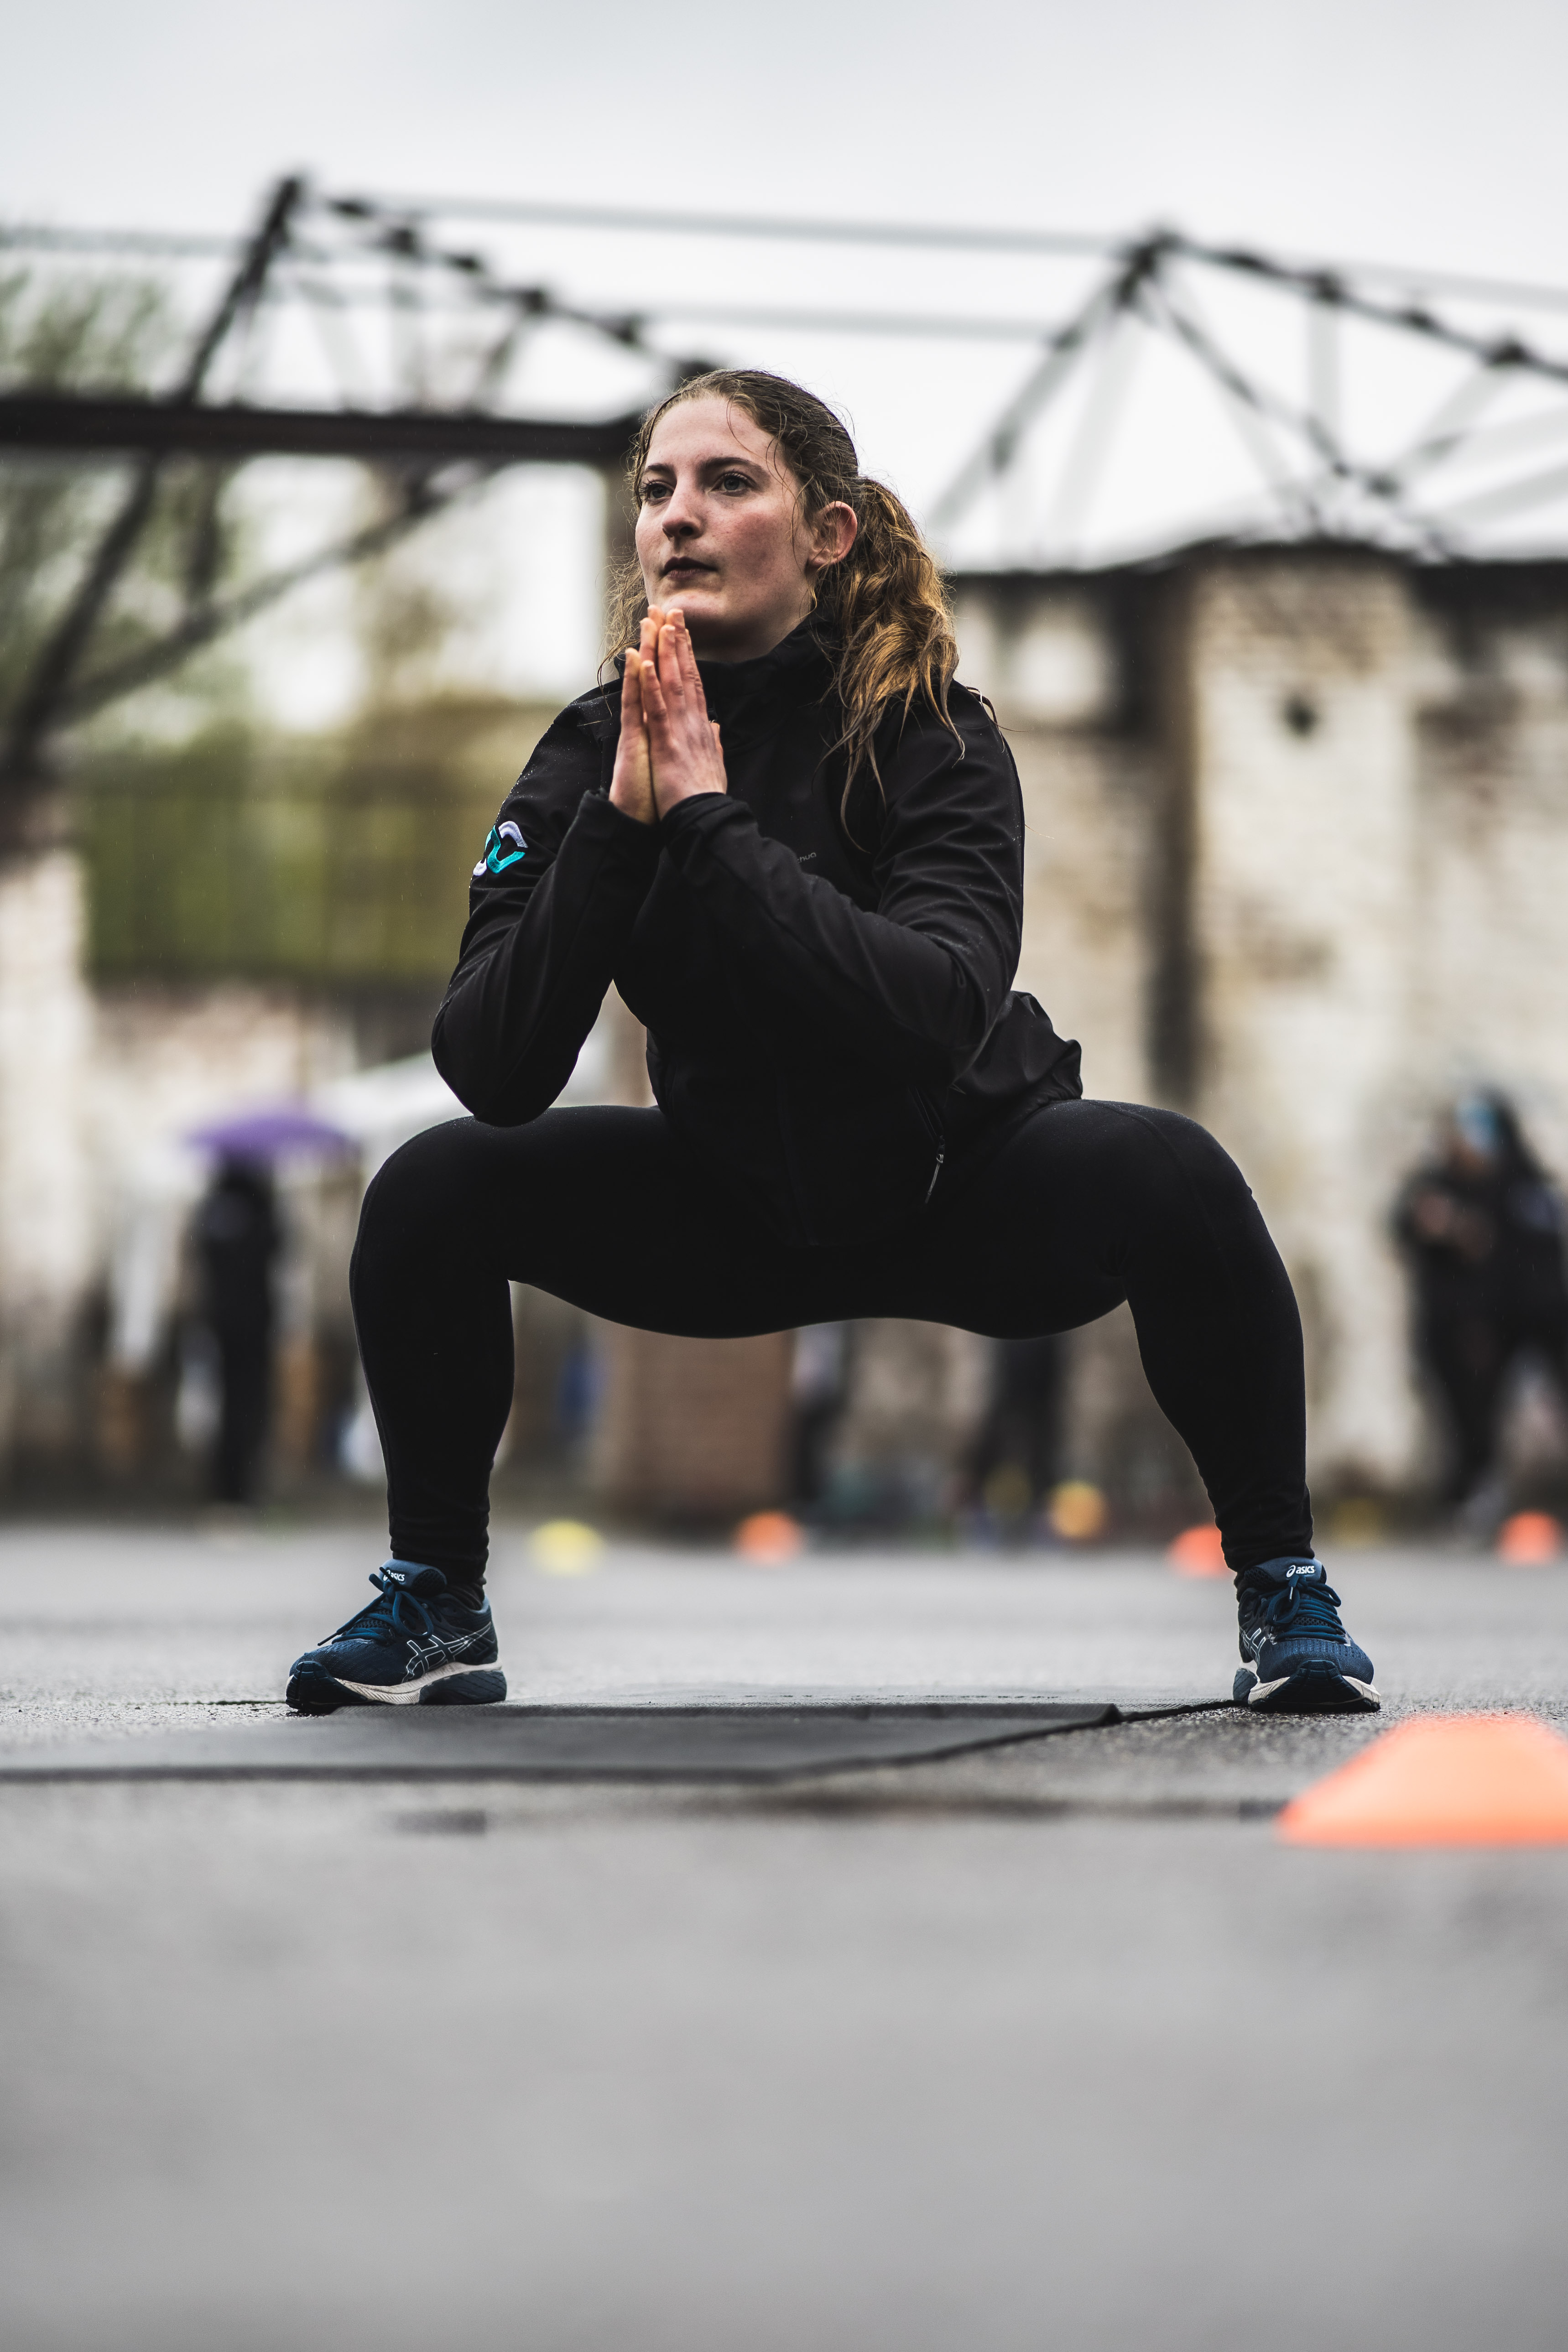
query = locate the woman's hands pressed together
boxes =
[609,604,726,826]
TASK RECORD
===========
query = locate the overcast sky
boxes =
[8,0,1566,281]
[9,0,1568,708]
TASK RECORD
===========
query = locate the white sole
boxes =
[1246,1670,1380,1707]
[329,1658,500,1705]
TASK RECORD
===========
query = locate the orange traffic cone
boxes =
[1167,1524,1226,1577]
[1278,1713,1568,1847]
[1496,1511,1563,1565]
[734,1510,805,1565]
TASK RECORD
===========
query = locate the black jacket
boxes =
[433,620,1081,1247]
[1396,1160,1568,1333]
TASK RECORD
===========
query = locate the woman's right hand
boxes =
[609,609,664,826]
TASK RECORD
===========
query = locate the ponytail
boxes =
[606,370,959,825]
[816,474,958,806]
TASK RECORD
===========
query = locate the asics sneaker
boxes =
[1234,1558,1379,1713]
[286,1561,505,1713]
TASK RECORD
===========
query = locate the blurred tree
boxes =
[0,260,257,766]
[0,257,554,989]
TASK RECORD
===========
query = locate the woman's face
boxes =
[635,395,854,662]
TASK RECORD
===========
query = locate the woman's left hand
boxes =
[639,609,727,817]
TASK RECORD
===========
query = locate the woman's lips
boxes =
[662,561,713,582]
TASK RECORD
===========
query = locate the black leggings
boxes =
[1421,1307,1568,1504]
[350,1098,1312,1594]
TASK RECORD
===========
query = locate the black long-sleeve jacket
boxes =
[433,619,1081,1247]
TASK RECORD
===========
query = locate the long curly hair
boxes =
[605,369,959,810]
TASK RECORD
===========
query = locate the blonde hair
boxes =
[606,369,959,820]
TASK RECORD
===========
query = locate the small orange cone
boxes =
[1278,1713,1568,1847]
[734,1510,805,1565]
[1047,1480,1108,1541]
[1496,1510,1563,1566]
[1167,1523,1227,1577]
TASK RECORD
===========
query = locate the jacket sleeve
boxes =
[655,689,1023,1087]
[432,704,660,1124]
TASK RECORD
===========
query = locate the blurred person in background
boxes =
[194,1156,281,1506]
[1395,1090,1568,1528]
[286,369,1378,1718]
[960,1333,1067,1540]
[789,1322,851,1511]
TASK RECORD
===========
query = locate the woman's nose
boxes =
[661,482,701,536]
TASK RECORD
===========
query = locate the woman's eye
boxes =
[716,473,751,494]
[640,481,670,504]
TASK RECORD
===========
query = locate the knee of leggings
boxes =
[355,1117,494,1257]
[1108,1103,1256,1223]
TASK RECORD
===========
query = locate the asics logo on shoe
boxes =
[403,1629,480,1680]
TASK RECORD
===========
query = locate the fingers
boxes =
[680,619,706,708]
[658,611,691,677]
[636,608,724,818]
[640,642,668,719]
[650,608,708,713]
[638,609,680,716]
[621,648,645,728]
[636,604,705,713]
[636,613,660,693]
[611,649,656,824]
[656,619,687,707]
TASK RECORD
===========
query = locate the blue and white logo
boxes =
[474,821,526,878]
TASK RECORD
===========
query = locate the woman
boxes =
[287,369,1377,1716]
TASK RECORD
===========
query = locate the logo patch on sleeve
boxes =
[474,821,526,878]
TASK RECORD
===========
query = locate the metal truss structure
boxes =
[5,175,1568,796]
[924,230,1568,557]
[0,179,688,799]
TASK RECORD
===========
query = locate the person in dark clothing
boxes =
[789,1322,852,1511]
[1395,1091,1568,1515]
[962,1334,1068,1535]
[287,369,1378,1716]
[194,1156,281,1505]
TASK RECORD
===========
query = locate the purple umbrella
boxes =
[186,1106,354,1161]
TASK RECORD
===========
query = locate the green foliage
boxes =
[79,697,555,984]
[0,260,248,731]
[0,263,170,395]
[5,255,563,989]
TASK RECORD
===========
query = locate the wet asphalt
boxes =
[1,1526,1565,2350]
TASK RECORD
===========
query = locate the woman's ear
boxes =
[808,500,859,575]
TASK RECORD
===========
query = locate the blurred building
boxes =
[0,692,556,1486]
[2,542,1568,1511]
[958,544,1568,1504]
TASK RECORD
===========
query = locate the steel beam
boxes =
[0,393,642,468]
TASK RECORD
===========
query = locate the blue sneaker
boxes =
[1234,1558,1379,1713]
[286,1562,505,1713]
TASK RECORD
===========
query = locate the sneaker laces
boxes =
[1255,1574,1347,1641]
[322,1569,440,1648]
